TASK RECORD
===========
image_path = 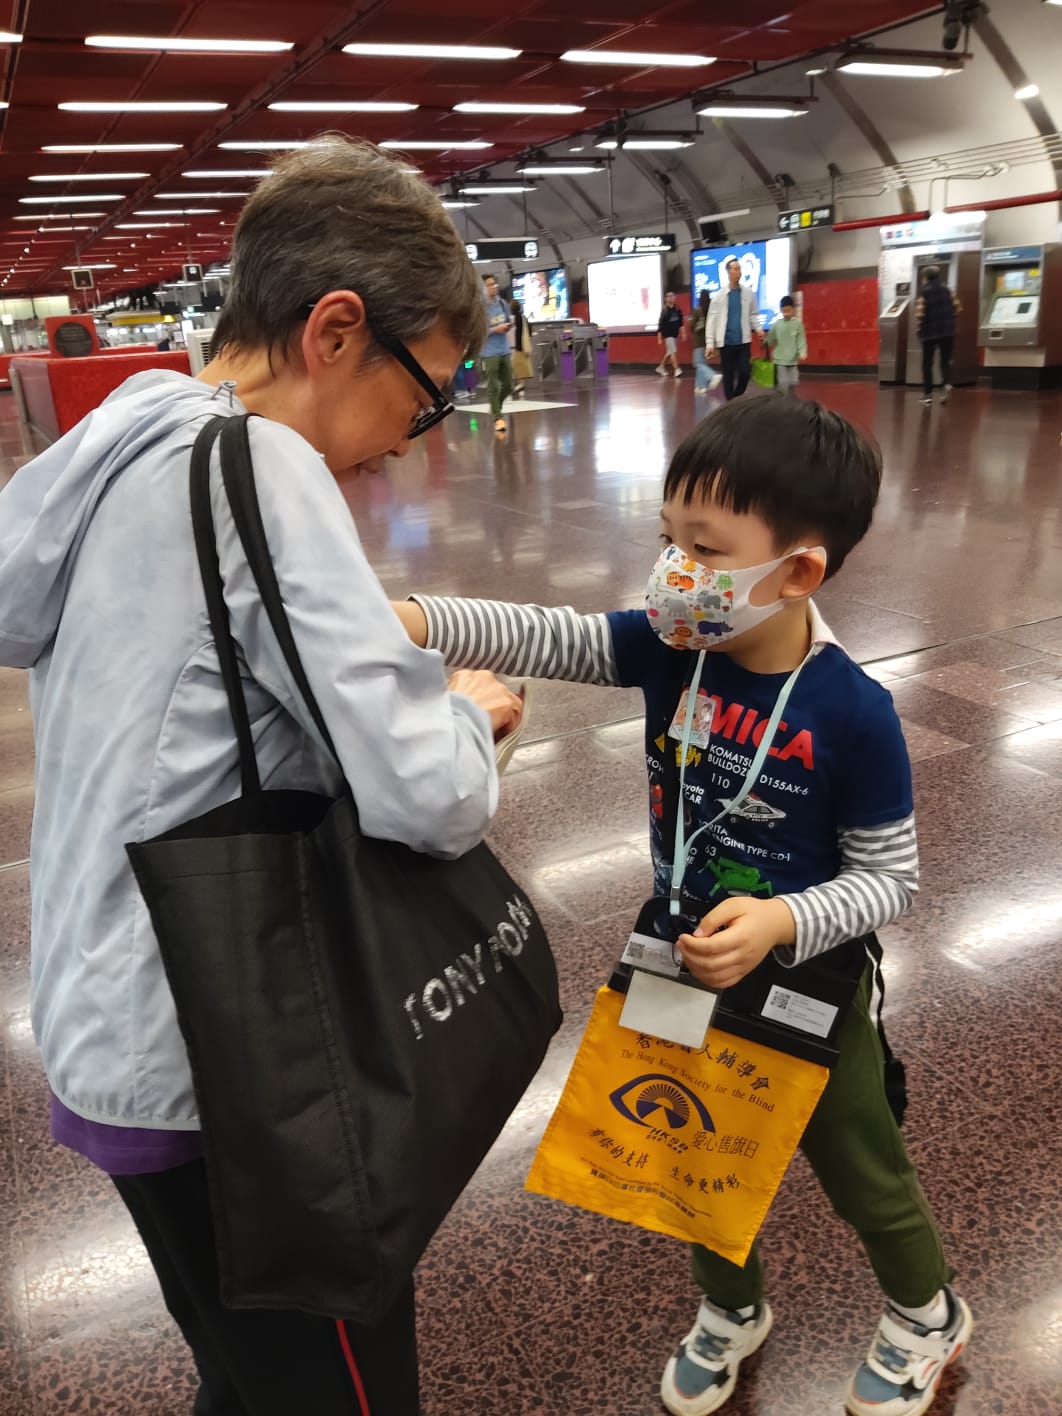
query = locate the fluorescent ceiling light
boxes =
[1015,83,1039,100]
[43,144,182,153]
[116,222,188,229]
[20,194,124,204]
[342,43,521,60]
[806,66,828,76]
[597,137,693,150]
[698,102,807,118]
[14,213,107,221]
[35,225,92,231]
[85,36,293,53]
[135,208,220,215]
[219,140,332,150]
[518,164,605,175]
[379,140,493,150]
[459,184,536,194]
[454,102,584,114]
[698,207,752,222]
[63,263,116,269]
[183,169,267,178]
[154,191,245,198]
[0,101,7,109]
[441,200,479,208]
[58,101,227,113]
[0,31,22,42]
[562,49,714,67]
[836,53,963,77]
[268,101,418,112]
[28,172,148,181]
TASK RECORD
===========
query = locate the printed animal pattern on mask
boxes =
[647,545,738,650]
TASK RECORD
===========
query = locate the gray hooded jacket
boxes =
[0,370,498,1130]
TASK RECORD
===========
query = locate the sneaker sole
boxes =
[843,1299,973,1416]
[660,1304,774,1416]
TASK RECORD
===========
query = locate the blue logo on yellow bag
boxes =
[609,1075,715,1132]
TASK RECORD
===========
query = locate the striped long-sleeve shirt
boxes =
[414,595,918,967]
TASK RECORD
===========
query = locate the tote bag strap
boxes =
[190,415,262,797]
[215,413,342,768]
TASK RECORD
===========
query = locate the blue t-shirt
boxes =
[482,297,512,358]
[606,610,913,921]
[725,288,744,346]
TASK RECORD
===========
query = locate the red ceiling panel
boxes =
[0,0,937,295]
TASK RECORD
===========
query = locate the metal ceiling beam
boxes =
[711,121,786,211]
[972,5,1062,190]
[820,71,919,214]
[621,152,701,242]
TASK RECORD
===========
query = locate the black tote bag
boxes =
[126,413,561,1325]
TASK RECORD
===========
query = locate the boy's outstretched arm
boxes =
[390,596,623,687]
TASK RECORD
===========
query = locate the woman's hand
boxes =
[448,669,524,740]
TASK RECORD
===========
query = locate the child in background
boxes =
[393,395,971,1416]
[764,295,808,393]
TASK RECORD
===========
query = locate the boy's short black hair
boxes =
[663,397,882,580]
[780,294,795,307]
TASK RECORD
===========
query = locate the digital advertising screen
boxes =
[587,252,664,333]
[691,238,792,327]
[512,266,569,321]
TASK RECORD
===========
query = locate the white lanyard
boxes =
[669,644,816,918]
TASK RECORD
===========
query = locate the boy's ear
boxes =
[780,546,827,600]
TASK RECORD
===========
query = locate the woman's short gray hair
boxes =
[212,136,486,364]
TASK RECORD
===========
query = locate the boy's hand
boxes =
[677,897,796,991]
[448,669,524,740]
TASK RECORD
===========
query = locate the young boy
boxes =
[764,294,808,394]
[393,396,971,1416]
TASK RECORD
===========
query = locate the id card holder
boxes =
[618,897,719,1049]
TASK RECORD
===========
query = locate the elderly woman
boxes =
[0,139,521,1415]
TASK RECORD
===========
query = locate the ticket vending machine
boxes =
[878,284,910,384]
[904,250,981,387]
[979,244,1062,389]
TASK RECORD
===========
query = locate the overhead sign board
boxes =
[465,238,540,262]
[605,232,677,256]
[69,267,95,291]
[777,204,834,233]
[983,246,1041,265]
[182,262,204,282]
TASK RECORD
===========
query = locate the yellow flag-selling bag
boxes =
[526,986,829,1266]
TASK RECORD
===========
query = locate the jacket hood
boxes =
[0,370,238,669]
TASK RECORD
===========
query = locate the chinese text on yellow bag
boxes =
[526,986,830,1265]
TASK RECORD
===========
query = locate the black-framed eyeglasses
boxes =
[302,302,453,440]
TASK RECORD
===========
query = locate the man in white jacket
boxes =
[705,257,761,401]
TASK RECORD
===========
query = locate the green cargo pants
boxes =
[482,354,513,419]
[692,966,951,1310]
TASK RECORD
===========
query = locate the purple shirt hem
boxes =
[50,1093,204,1176]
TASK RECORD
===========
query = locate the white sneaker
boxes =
[694,386,708,397]
[941,384,952,403]
[921,397,932,407]
[656,364,669,376]
[661,1298,773,1415]
[708,373,724,392]
[845,1287,972,1416]
[674,367,683,378]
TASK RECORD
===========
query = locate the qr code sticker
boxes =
[626,939,645,960]
[774,990,790,1011]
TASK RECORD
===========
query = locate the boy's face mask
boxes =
[645,543,817,651]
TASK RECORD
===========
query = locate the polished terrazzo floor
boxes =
[2,374,1061,1414]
